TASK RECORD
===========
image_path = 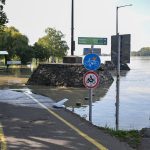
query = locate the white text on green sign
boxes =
[78,37,107,45]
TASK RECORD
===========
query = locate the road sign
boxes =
[83,71,99,89]
[78,37,107,45]
[7,61,21,65]
[111,34,131,65]
[0,51,8,55]
[83,53,101,70]
[83,48,101,56]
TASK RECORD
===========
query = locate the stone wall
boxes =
[104,61,130,70]
[27,63,114,87]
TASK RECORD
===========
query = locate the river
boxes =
[68,56,150,130]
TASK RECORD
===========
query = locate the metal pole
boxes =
[91,45,94,53]
[116,33,120,131]
[89,88,93,122]
[88,44,94,122]
[115,4,132,131]
[116,7,118,35]
[71,0,75,55]
[115,6,120,131]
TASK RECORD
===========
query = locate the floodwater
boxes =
[0,66,29,88]
[71,56,150,130]
[0,57,150,130]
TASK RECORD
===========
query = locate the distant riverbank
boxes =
[131,47,150,56]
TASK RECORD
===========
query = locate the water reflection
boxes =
[0,66,33,88]
[28,82,113,107]
[69,57,150,130]
[0,66,33,76]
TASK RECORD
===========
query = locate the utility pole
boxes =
[71,0,75,55]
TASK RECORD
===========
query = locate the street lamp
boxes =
[116,4,132,34]
[115,4,132,131]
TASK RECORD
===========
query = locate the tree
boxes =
[33,42,49,63]
[0,26,33,64]
[139,47,150,56]
[15,46,33,64]
[36,27,68,62]
[0,0,8,30]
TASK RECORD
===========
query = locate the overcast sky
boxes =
[5,0,150,55]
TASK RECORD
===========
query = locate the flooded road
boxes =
[0,89,54,108]
[0,66,55,108]
[0,56,150,130]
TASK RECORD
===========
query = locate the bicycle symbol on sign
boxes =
[83,71,99,89]
[86,75,96,84]
[84,57,100,68]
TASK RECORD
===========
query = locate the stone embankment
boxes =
[105,61,130,70]
[27,63,114,87]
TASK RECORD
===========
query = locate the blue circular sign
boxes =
[83,53,101,70]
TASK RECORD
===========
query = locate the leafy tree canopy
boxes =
[0,0,8,30]
[0,26,33,64]
[33,42,49,61]
[36,27,68,61]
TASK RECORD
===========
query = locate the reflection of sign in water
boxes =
[83,71,99,89]
[83,53,101,70]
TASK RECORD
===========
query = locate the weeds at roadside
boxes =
[101,127,141,149]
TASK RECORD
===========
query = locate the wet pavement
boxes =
[0,89,54,109]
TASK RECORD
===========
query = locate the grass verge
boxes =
[102,127,141,149]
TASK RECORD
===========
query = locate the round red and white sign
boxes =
[83,71,100,89]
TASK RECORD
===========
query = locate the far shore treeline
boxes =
[102,47,150,57]
[131,47,150,56]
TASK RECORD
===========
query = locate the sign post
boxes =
[79,36,106,123]
[83,71,100,122]
[89,88,92,122]
[83,52,101,122]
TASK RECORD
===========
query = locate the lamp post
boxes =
[116,4,132,131]
[71,0,75,55]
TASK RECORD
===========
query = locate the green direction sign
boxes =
[78,37,107,45]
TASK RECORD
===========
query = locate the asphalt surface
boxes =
[0,89,135,150]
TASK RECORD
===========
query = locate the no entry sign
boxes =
[83,71,99,89]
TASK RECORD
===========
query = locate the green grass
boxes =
[102,127,141,149]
